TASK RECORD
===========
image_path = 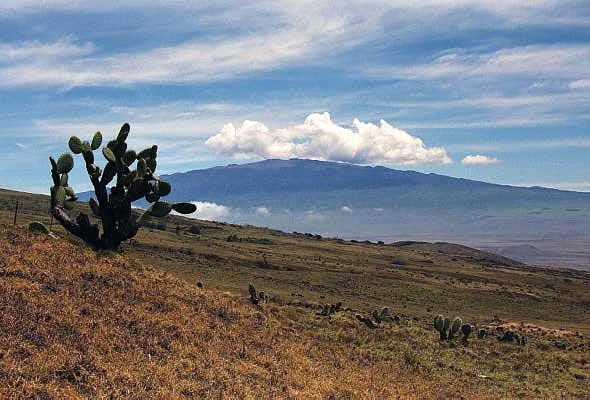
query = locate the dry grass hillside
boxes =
[0,226,465,399]
[1,226,590,399]
[2,189,590,398]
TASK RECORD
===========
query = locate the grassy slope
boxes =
[1,188,590,398]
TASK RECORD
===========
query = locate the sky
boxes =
[0,0,589,194]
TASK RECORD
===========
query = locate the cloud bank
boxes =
[206,113,451,166]
[461,154,500,165]
[184,201,231,221]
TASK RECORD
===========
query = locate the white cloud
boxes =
[0,38,94,61]
[340,206,353,213]
[183,201,231,222]
[0,2,374,87]
[206,112,451,166]
[370,44,590,82]
[461,154,500,165]
[569,79,590,89]
[255,206,270,216]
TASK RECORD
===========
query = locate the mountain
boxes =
[162,158,590,210]
[83,158,590,268]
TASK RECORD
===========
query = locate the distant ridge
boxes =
[78,158,590,269]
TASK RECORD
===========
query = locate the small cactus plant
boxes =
[478,328,488,339]
[434,315,451,340]
[449,317,462,339]
[461,324,473,343]
[356,306,395,328]
[434,314,474,343]
[355,314,378,329]
[248,284,266,305]
[49,123,196,250]
[28,221,50,234]
[499,330,527,345]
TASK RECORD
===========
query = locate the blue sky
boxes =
[0,1,589,193]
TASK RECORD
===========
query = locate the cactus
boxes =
[355,314,378,329]
[499,329,526,345]
[28,221,50,234]
[356,306,395,328]
[461,324,473,343]
[478,328,488,339]
[449,317,462,339]
[248,283,264,305]
[434,314,447,340]
[434,315,474,342]
[49,123,196,250]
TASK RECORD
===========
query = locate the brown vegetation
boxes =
[0,226,453,399]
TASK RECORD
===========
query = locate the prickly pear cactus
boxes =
[434,314,448,340]
[461,324,473,343]
[28,221,50,234]
[449,317,462,339]
[49,123,196,249]
[355,314,378,329]
[248,284,260,305]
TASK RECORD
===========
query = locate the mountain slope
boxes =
[155,159,590,268]
[0,226,439,399]
[162,158,590,208]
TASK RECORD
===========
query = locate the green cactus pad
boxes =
[100,162,117,185]
[172,202,196,214]
[156,181,171,196]
[56,153,74,174]
[434,315,444,331]
[68,136,83,154]
[122,150,137,166]
[146,158,157,172]
[102,147,117,163]
[451,318,462,334]
[91,131,102,150]
[137,148,152,159]
[145,192,160,203]
[64,200,75,210]
[60,173,68,186]
[137,158,147,177]
[65,186,76,198]
[28,221,50,234]
[53,185,66,204]
[461,324,472,338]
[81,140,92,153]
[117,123,130,143]
[147,201,172,217]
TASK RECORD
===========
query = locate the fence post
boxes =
[13,200,19,226]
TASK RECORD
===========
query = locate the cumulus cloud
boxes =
[182,201,231,221]
[340,206,353,213]
[205,112,451,166]
[461,154,500,165]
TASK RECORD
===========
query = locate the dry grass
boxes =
[2,188,590,398]
[0,226,466,399]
